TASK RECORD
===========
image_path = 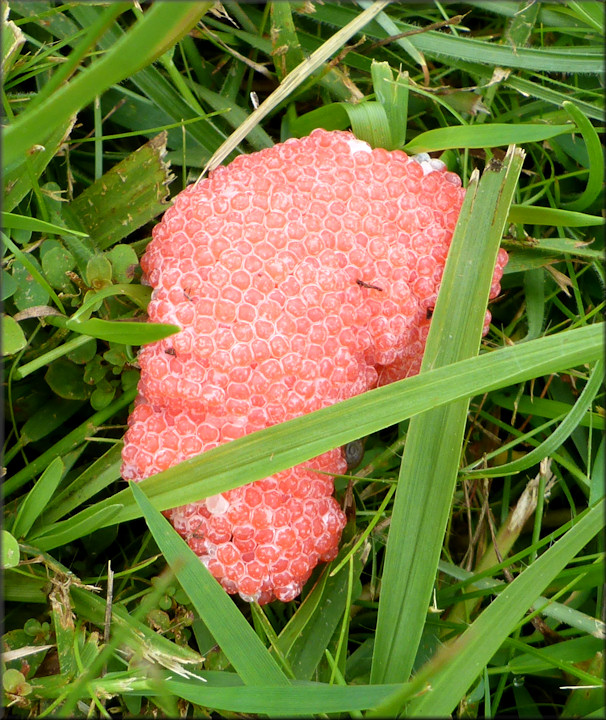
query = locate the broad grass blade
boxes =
[29,321,602,549]
[370,147,526,684]
[70,133,174,249]
[162,677,402,715]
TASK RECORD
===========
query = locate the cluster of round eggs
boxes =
[122,129,507,603]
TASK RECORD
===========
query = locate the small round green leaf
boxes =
[10,226,32,245]
[90,379,117,410]
[67,337,97,364]
[2,531,20,568]
[86,254,113,290]
[41,244,76,291]
[45,359,93,400]
[23,619,43,637]
[121,368,140,391]
[2,315,27,356]
[2,270,18,300]
[12,261,50,311]
[84,355,108,385]
[2,668,31,696]
[107,244,139,284]
[103,343,127,368]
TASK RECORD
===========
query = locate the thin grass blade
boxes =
[561,101,605,212]
[11,458,64,539]
[508,205,605,227]
[275,539,364,679]
[162,677,402,715]
[463,358,603,478]
[2,212,88,237]
[404,123,572,153]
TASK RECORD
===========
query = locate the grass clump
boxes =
[2,2,603,717]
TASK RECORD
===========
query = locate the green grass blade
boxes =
[269,1,305,80]
[371,60,409,149]
[25,2,130,112]
[370,147,525,685]
[41,444,123,525]
[66,318,179,345]
[464,358,603,478]
[504,235,603,261]
[275,540,364,680]
[369,500,605,717]
[287,103,351,137]
[44,315,180,345]
[64,2,231,162]
[438,560,606,638]
[590,436,605,505]
[28,504,124,548]
[342,101,392,150]
[2,6,25,77]
[508,205,604,227]
[490,392,604,431]
[504,75,603,122]
[358,0,427,73]
[3,3,212,169]
[523,267,546,341]
[561,101,605,212]
[4,387,137,495]
[11,458,64,539]
[71,585,202,667]
[162,677,402,715]
[506,635,603,678]
[314,4,605,74]
[29,321,602,549]
[2,212,88,237]
[70,285,151,322]
[129,481,290,688]
[3,115,77,213]
[404,123,572,153]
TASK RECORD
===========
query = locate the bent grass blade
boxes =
[28,321,601,551]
